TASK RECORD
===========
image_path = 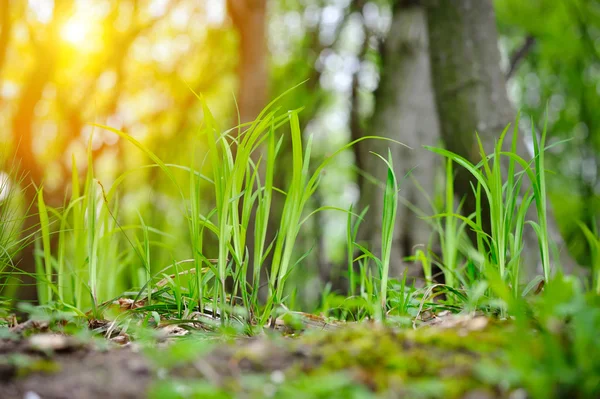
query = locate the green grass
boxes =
[0,96,599,398]
[580,222,600,294]
[3,97,591,324]
[423,113,557,307]
[19,89,404,327]
[0,154,35,301]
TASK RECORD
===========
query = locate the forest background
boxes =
[0,0,598,308]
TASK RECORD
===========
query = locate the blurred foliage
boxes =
[2,0,238,178]
[496,0,600,265]
[1,0,241,280]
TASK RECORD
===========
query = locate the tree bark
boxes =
[358,2,440,278]
[227,0,269,124]
[226,0,270,299]
[425,0,576,275]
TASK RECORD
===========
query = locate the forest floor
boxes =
[0,311,526,399]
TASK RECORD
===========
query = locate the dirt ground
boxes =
[0,314,515,399]
[0,334,327,399]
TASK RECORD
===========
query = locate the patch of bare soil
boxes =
[0,333,321,399]
[0,313,508,399]
[0,338,151,399]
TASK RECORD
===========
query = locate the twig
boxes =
[506,35,536,79]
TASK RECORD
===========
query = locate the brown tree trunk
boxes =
[227,0,269,124]
[425,0,576,275]
[358,2,440,279]
[227,0,270,298]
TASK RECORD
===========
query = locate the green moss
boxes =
[2,354,62,378]
[18,358,61,377]
[297,323,509,397]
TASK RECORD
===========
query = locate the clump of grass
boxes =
[13,90,585,337]
[26,85,403,327]
[377,150,399,317]
[34,138,128,316]
[0,155,36,300]
[425,114,555,303]
[195,95,402,324]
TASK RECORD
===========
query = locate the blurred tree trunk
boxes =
[228,0,269,124]
[424,0,576,275]
[227,0,270,297]
[357,1,440,279]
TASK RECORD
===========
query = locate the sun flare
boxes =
[61,17,92,47]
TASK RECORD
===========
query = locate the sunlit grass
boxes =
[6,92,590,338]
[0,155,36,301]
[0,92,597,399]
[24,87,403,326]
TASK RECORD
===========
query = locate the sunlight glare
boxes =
[61,17,92,47]
[28,0,54,24]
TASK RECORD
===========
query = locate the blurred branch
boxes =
[349,0,371,183]
[350,34,368,176]
[506,35,535,79]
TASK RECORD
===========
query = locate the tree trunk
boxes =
[425,0,576,275]
[227,0,270,299]
[227,0,269,125]
[358,2,440,279]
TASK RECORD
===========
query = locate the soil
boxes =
[1,343,150,399]
[0,314,515,399]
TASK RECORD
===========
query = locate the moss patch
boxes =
[297,322,512,398]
